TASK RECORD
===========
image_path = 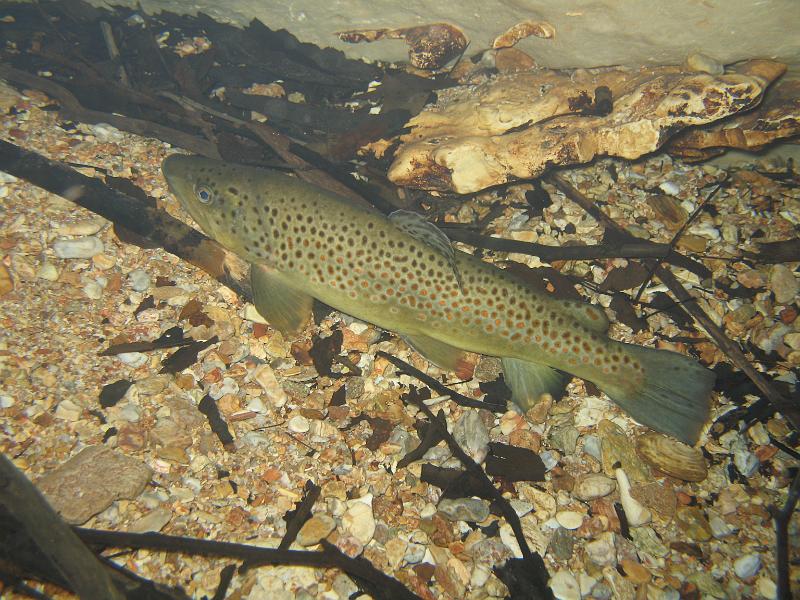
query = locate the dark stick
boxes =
[75,529,421,600]
[378,351,506,412]
[394,384,533,559]
[770,469,800,600]
[0,64,217,158]
[547,173,800,434]
[279,481,322,550]
[0,455,126,600]
[0,139,252,302]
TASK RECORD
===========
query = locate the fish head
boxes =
[162,154,254,253]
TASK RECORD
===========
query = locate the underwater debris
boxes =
[387,60,786,193]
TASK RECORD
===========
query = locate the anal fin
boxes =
[501,357,567,411]
[250,264,313,338]
[404,333,475,379]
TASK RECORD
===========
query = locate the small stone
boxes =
[585,532,616,566]
[438,497,490,523]
[708,512,736,538]
[52,236,104,259]
[453,410,490,463]
[36,262,59,281]
[83,280,104,300]
[404,542,426,564]
[549,426,579,454]
[252,364,288,408]
[128,507,172,533]
[116,352,147,367]
[127,269,151,292]
[770,264,798,305]
[540,451,558,471]
[342,498,375,545]
[54,399,82,421]
[288,414,310,433]
[527,393,553,423]
[687,572,726,598]
[0,394,15,408]
[784,332,800,351]
[92,253,116,270]
[384,537,408,568]
[732,437,760,477]
[648,194,687,229]
[35,446,152,524]
[629,526,668,557]
[684,52,724,75]
[549,570,580,600]
[294,514,335,546]
[555,510,584,530]
[733,553,761,579]
[582,435,602,460]
[57,217,106,236]
[509,428,541,452]
[757,576,777,599]
[245,397,266,414]
[675,506,712,542]
[676,233,707,253]
[737,268,767,289]
[598,420,650,482]
[620,558,650,584]
[658,181,680,196]
[615,468,651,526]
[574,473,616,501]
[630,481,676,520]
[547,526,575,561]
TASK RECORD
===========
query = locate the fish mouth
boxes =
[161,154,194,195]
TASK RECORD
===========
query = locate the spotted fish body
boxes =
[163,155,714,444]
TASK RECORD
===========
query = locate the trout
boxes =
[162,155,714,444]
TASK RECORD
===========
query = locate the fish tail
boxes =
[595,342,715,445]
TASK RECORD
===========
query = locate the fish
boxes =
[162,155,714,444]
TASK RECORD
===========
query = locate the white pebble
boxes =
[0,394,15,408]
[549,570,580,600]
[540,451,558,471]
[733,553,761,579]
[245,397,267,414]
[53,236,103,259]
[115,404,141,422]
[555,510,585,530]
[342,498,375,544]
[756,577,777,599]
[54,399,82,421]
[615,468,651,526]
[128,269,151,292]
[117,352,148,367]
[288,414,310,433]
[57,217,106,236]
[658,181,680,196]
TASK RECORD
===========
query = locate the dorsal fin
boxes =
[389,210,463,292]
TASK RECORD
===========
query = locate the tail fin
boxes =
[597,343,715,445]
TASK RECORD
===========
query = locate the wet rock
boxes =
[630,481,677,520]
[128,269,151,292]
[582,435,602,460]
[549,425,580,455]
[574,473,616,501]
[296,514,336,546]
[675,506,712,542]
[770,264,798,305]
[288,415,310,433]
[128,507,172,533]
[548,526,575,561]
[549,570,580,600]
[438,497,490,523]
[36,262,59,281]
[453,410,490,463]
[585,532,617,566]
[555,510,584,530]
[684,52,724,75]
[733,553,761,579]
[52,236,104,259]
[598,420,650,482]
[342,498,375,545]
[635,433,707,482]
[630,526,669,557]
[150,418,192,448]
[36,446,152,524]
[687,572,726,598]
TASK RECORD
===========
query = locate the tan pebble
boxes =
[494,47,537,72]
[288,414,310,433]
[620,558,651,584]
[635,433,707,482]
[36,262,59,281]
[675,506,712,541]
[737,268,767,289]
[0,264,12,295]
[684,52,724,75]
[526,393,553,423]
[117,423,146,451]
[676,234,707,253]
[509,429,541,452]
[384,537,408,568]
[555,510,584,530]
[297,514,336,546]
[216,394,241,414]
[574,473,616,501]
[92,253,116,270]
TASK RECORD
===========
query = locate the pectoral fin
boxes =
[403,333,474,379]
[250,264,313,337]
[501,357,567,411]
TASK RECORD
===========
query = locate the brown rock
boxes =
[620,558,652,584]
[509,429,541,452]
[630,481,677,520]
[297,514,336,546]
[36,446,152,524]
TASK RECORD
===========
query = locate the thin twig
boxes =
[770,469,800,600]
[395,387,533,559]
[278,481,322,550]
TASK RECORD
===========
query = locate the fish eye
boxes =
[195,185,213,204]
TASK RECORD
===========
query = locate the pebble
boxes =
[0,264,12,295]
[0,394,15,408]
[675,506,712,541]
[540,451,559,471]
[658,181,680,196]
[296,514,335,546]
[737,268,767,289]
[549,425,579,455]
[54,399,82,421]
[438,497,490,522]
[384,537,408,568]
[574,473,616,501]
[548,526,575,561]
[732,436,760,477]
[36,262,59,281]
[757,577,777,599]
[116,351,148,367]
[769,264,798,305]
[581,435,602,460]
[288,415,310,433]
[629,526,668,557]
[708,511,736,538]
[687,572,726,598]
[245,397,267,414]
[342,498,375,545]
[549,570,580,600]
[453,410,490,463]
[615,468,651,526]
[404,542,426,564]
[127,269,151,292]
[252,364,288,408]
[128,507,172,533]
[555,510,584,530]
[52,236,104,259]
[113,403,142,423]
[57,217,106,236]
[35,446,152,524]
[684,51,724,75]
[598,420,650,482]
[733,553,761,579]
[585,532,616,566]
[83,280,104,300]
